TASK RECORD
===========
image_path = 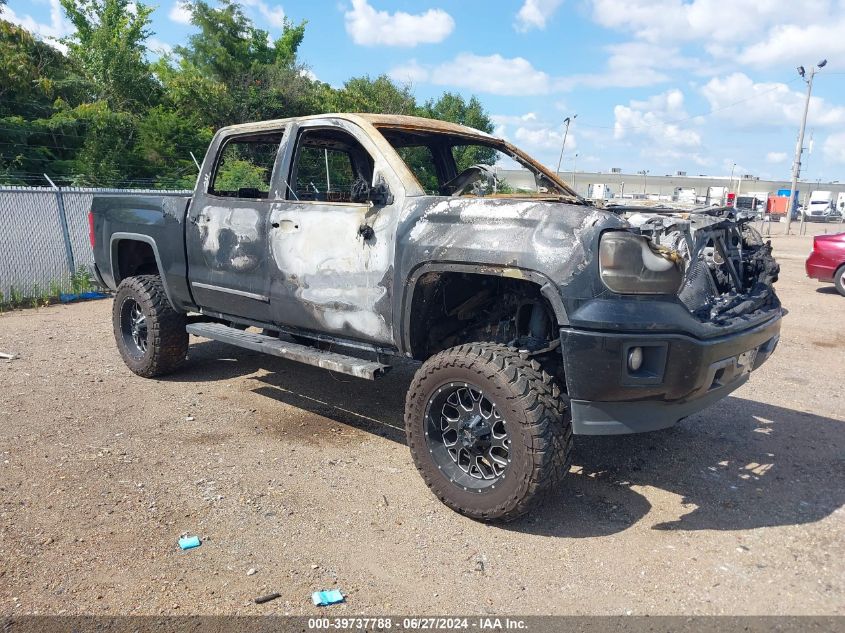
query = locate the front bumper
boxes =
[560,313,781,435]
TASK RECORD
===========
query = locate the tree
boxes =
[59,0,159,112]
[165,0,312,126]
[0,20,86,183]
[327,75,417,115]
[420,93,496,170]
[136,105,212,188]
[1,3,499,189]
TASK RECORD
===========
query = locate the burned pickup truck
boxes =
[90,114,781,520]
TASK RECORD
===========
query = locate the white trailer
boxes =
[706,186,727,205]
[587,183,612,200]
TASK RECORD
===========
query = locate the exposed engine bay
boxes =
[623,207,781,324]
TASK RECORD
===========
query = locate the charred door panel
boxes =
[186,130,285,322]
[187,201,273,321]
[267,201,394,343]
[267,123,398,345]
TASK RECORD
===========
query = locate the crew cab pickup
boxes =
[90,114,782,520]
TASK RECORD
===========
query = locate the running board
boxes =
[186,322,390,380]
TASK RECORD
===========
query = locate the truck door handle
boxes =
[272,219,299,232]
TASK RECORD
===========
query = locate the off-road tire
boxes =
[405,343,572,521]
[835,264,845,297]
[112,275,188,377]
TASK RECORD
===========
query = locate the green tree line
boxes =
[0,0,493,188]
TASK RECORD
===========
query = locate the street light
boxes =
[555,114,577,174]
[786,59,827,234]
[638,169,649,195]
[571,152,579,187]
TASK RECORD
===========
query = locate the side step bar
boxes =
[186,322,391,380]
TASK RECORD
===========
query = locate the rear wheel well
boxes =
[115,240,159,282]
[408,271,560,362]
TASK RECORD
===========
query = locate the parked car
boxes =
[89,113,783,520]
[806,232,845,295]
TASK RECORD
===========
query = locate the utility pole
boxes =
[786,59,827,235]
[556,114,577,175]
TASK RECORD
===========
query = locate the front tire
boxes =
[405,343,572,521]
[835,264,845,297]
[112,275,188,377]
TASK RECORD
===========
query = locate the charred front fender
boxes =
[394,197,626,353]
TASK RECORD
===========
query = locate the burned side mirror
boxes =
[351,176,393,206]
[369,176,393,206]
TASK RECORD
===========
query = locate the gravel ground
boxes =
[1,222,843,616]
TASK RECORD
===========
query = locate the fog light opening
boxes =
[628,346,643,372]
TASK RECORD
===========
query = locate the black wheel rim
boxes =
[424,382,510,492]
[120,297,148,358]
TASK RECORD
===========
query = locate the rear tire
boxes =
[113,275,188,377]
[835,264,845,297]
[405,343,571,521]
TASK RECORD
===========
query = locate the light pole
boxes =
[571,152,579,187]
[729,162,736,199]
[786,59,827,234]
[555,114,577,175]
[638,169,649,196]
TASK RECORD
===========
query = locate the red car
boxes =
[806,232,845,296]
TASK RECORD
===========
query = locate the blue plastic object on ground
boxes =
[178,535,201,550]
[59,291,108,303]
[312,589,344,606]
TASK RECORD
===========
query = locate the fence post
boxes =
[43,175,76,276]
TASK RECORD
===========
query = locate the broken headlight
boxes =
[599,231,684,295]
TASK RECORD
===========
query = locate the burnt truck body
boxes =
[91,114,781,520]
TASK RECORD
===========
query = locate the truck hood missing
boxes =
[622,207,781,324]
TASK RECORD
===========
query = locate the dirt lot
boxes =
[1,221,843,616]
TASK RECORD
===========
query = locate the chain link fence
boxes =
[0,186,191,307]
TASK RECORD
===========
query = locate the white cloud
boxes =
[589,0,830,47]
[587,0,844,72]
[146,37,174,57]
[299,68,318,81]
[738,18,845,68]
[701,73,845,128]
[613,89,704,164]
[168,1,192,24]
[491,112,576,169]
[389,59,431,84]
[344,0,454,47]
[390,53,552,96]
[514,125,575,152]
[514,0,565,32]
[766,151,788,163]
[0,0,73,48]
[560,41,697,90]
[241,0,286,29]
[823,133,845,163]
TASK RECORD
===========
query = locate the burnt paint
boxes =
[93,114,628,353]
[94,114,776,362]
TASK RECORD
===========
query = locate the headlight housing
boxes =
[599,231,684,295]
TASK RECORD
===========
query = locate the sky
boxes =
[4,0,845,181]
